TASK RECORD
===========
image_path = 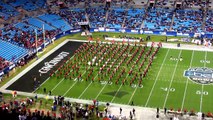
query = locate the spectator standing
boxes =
[133,108,135,116]
[120,107,122,114]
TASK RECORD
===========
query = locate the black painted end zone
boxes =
[7,41,84,92]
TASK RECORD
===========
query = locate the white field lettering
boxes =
[39,51,70,74]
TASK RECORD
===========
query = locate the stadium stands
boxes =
[90,0,105,3]
[172,9,203,33]
[0,40,28,62]
[155,0,176,7]
[0,1,19,16]
[59,8,86,29]
[32,0,47,8]
[0,95,105,120]
[10,0,38,11]
[38,14,71,32]
[1,20,59,49]
[15,22,40,33]
[143,8,173,31]
[0,57,10,72]
[27,18,55,31]
[0,12,9,20]
[123,8,145,29]
[205,10,213,33]
[106,8,125,29]
[86,6,107,28]
[183,0,208,8]
[0,0,213,120]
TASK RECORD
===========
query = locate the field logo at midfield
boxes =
[184,67,213,84]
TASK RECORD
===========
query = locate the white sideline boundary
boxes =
[0,40,213,120]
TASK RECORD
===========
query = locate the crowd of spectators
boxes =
[106,8,126,29]
[1,24,59,48]
[59,8,86,29]
[0,93,111,120]
[183,0,209,8]
[143,8,173,31]
[0,0,19,20]
[172,9,203,33]
[0,57,10,72]
[155,0,176,7]
[86,6,107,28]
[205,10,213,33]
[123,8,144,29]
[1,0,212,34]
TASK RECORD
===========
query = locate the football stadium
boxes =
[0,0,213,120]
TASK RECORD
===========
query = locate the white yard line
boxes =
[110,84,123,103]
[200,85,204,112]
[127,86,138,105]
[50,64,75,93]
[78,74,98,99]
[32,77,50,93]
[63,69,88,97]
[95,83,107,100]
[145,49,170,107]
[200,51,207,112]
[110,74,129,103]
[163,50,182,108]
[63,79,78,96]
[181,50,194,111]
[51,78,65,92]
[78,82,93,99]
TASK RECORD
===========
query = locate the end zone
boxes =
[1,40,85,93]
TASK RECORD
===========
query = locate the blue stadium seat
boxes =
[0,1,19,16]
[0,40,28,62]
[144,8,173,31]
[10,0,38,11]
[38,14,71,31]
[172,9,202,33]
[28,18,55,31]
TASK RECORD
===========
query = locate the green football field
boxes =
[35,42,213,113]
